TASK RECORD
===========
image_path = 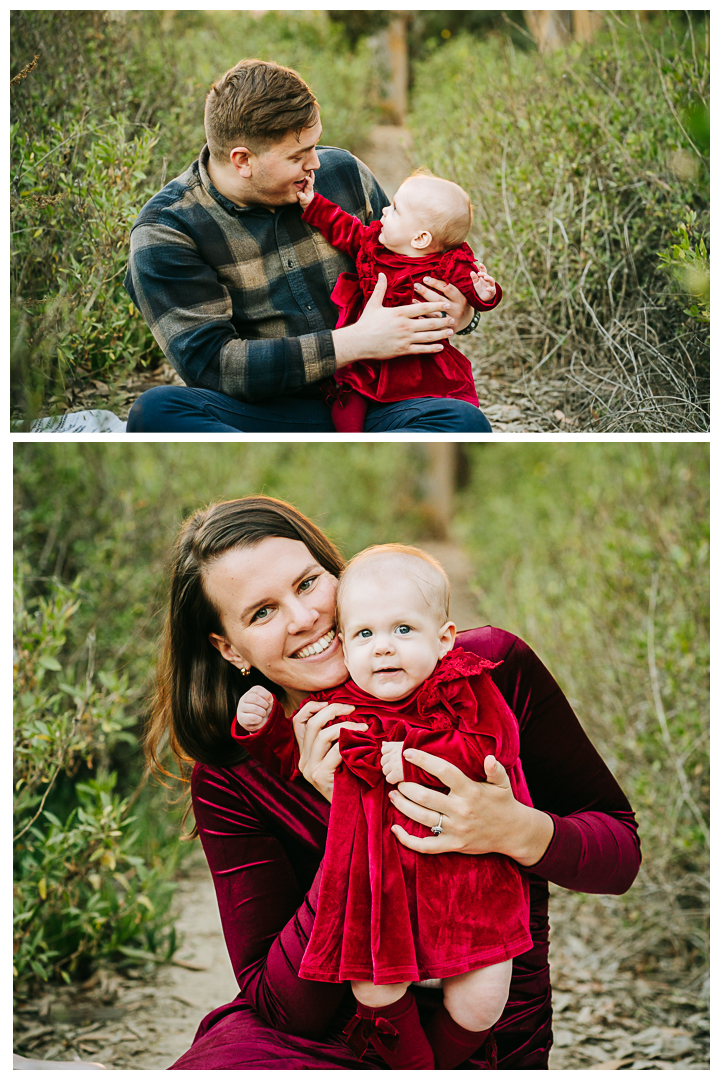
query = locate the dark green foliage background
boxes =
[14,443,708,987]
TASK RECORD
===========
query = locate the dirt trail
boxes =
[14,540,708,1069]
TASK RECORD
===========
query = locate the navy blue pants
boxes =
[126,387,492,433]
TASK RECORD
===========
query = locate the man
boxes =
[125,59,491,433]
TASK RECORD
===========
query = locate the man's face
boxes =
[246,119,322,206]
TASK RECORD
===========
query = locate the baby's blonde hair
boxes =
[336,544,451,626]
[403,170,473,252]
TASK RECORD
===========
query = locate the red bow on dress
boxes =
[342,1013,400,1060]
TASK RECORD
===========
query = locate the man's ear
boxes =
[208,632,250,670]
[229,145,254,178]
[410,229,434,251]
[437,621,457,659]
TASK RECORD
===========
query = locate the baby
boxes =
[233,545,532,1070]
[297,172,501,432]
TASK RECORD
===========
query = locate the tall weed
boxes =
[408,14,709,431]
[456,443,709,970]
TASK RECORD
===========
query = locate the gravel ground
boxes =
[13,865,708,1070]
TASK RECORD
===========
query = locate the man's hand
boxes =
[414,276,474,328]
[471,266,497,303]
[332,273,455,369]
[381,741,404,785]
[297,171,315,209]
[236,686,274,733]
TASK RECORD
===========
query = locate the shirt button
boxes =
[306,304,312,311]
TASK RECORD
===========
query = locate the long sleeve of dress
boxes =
[191,763,345,1037]
[230,697,299,780]
[456,626,642,895]
[301,192,371,260]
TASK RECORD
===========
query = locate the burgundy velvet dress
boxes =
[169,628,641,1071]
[301,193,502,431]
[233,649,533,985]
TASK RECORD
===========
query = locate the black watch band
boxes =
[455,309,482,336]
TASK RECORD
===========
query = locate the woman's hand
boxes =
[388,751,555,866]
[292,700,368,803]
[414,276,474,330]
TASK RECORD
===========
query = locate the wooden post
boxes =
[526,10,603,51]
[572,10,604,42]
[373,12,409,123]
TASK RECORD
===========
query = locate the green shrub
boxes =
[408,14,709,431]
[10,10,381,423]
[456,443,709,965]
[13,563,179,993]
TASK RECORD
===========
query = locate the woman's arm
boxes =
[191,763,345,1037]
[392,627,641,896]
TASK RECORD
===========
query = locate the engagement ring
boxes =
[431,813,444,836]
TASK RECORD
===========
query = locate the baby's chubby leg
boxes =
[426,960,512,1069]
[347,980,433,1069]
[351,979,410,1007]
[443,958,513,1030]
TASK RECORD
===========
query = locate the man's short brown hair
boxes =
[205,58,319,162]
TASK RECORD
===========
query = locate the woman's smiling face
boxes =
[203,536,347,709]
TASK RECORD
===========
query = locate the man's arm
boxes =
[127,223,337,401]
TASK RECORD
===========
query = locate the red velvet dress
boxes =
[301,193,502,431]
[232,649,533,986]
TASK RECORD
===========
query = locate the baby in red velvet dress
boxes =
[297,173,501,432]
[232,545,532,1070]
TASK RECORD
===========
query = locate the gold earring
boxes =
[240,666,251,677]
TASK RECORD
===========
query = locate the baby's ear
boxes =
[410,229,434,251]
[438,621,457,659]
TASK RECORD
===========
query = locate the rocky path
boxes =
[14,540,708,1069]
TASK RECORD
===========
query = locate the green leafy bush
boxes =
[10,10,381,423]
[13,564,178,993]
[408,13,709,431]
[456,443,709,966]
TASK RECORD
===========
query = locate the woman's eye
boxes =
[298,576,317,593]
[251,606,271,622]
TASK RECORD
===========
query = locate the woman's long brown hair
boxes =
[145,496,345,781]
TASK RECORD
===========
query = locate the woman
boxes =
[147,495,641,1070]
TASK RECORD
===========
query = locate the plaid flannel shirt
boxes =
[124,146,386,402]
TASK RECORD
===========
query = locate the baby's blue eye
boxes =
[358,629,372,639]
[396,625,411,635]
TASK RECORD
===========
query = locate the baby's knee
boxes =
[443,961,512,1031]
[352,980,410,1009]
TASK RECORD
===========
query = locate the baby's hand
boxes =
[236,686,274,733]
[471,266,497,303]
[381,741,405,785]
[296,171,315,209]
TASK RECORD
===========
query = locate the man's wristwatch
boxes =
[455,310,482,336]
